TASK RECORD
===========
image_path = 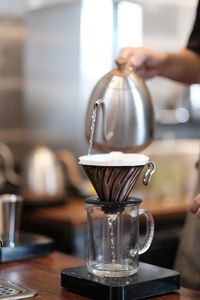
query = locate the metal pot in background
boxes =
[21,144,83,205]
[85,57,155,153]
[21,144,65,204]
[0,142,83,205]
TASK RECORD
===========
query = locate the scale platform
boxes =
[0,232,54,262]
[61,263,180,300]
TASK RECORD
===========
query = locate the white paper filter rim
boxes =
[79,152,149,166]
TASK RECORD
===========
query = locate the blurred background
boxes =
[0,0,200,268]
[0,0,199,159]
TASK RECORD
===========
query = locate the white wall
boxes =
[23,0,114,156]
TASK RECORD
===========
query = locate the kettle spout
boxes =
[93,99,114,142]
[93,99,104,108]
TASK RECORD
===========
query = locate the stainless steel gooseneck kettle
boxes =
[85,57,155,153]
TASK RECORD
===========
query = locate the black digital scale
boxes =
[61,263,179,300]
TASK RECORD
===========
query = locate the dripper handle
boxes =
[143,161,155,185]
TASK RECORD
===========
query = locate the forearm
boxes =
[159,49,200,84]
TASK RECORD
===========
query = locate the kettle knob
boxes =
[114,57,132,75]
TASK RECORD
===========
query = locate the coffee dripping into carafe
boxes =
[79,152,155,277]
[61,59,180,298]
[80,57,156,277]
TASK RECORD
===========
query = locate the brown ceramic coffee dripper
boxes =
[79,152,155,213]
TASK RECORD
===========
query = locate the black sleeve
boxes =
[187,1,200,55]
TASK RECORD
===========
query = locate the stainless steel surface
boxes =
[0,194,22,247]
[0,278,37,299]
[85,58,155,153]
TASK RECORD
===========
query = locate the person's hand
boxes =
[120,47,167,79]
[190,194,200,218]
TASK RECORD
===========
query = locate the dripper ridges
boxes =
[83,165,144,202]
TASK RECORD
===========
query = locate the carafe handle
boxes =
[138,209,154,255]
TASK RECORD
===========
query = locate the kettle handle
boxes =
[56,150,83,190]
[0,142,19,186]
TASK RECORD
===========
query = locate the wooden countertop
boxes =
[22,195,189,226]
[0,251,199,300]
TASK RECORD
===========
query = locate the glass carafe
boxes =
[85,197,154,277]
